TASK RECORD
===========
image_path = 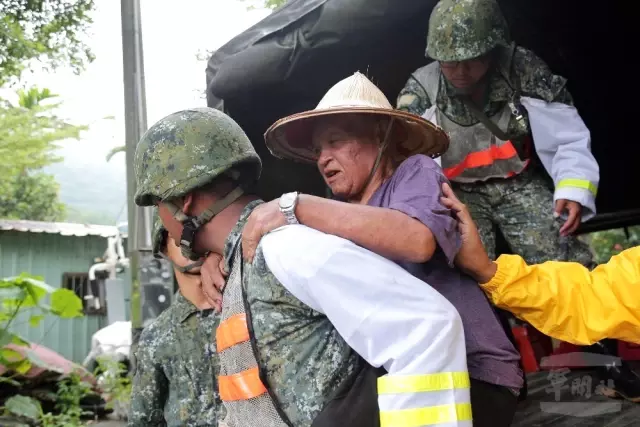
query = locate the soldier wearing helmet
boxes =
[129,211,224,426]
[397,0,599,268]
[132,107,473,427]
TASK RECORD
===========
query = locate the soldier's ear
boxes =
[181,193,195,215]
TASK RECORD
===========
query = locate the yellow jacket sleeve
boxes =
[480,247,640,345]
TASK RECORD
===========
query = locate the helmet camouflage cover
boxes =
[134,107,262,207]
[426,0,510,62]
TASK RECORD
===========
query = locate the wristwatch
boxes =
[279,192,300,225]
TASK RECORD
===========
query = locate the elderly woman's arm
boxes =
[242,156,459,265]
[296,194,436,263]
[243,195,436,263]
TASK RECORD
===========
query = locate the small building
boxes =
[0,219,125,364]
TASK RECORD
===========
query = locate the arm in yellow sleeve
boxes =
[480,247,640,345]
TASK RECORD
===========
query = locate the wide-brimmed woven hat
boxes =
[264,72,449,163]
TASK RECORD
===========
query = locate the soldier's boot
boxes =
[588,341,640,403]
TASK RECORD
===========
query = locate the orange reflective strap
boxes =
[216,313,250,352]
[219,367,268,401]
[443,141,519,180]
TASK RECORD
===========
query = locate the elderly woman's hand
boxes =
[440,183,497,284]
[242,199,287,262]
[200,252,227,312]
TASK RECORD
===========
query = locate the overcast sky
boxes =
[19,0,271,157]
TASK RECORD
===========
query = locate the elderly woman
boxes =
[232,72,523,427]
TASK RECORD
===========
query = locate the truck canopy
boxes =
[205,0,632,233]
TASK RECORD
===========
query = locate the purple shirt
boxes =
[368,154,524,390]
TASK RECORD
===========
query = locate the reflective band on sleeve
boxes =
[379,403,473,427]
[377,372,470,394]
[216,313,250,352]
[443,141,519,180]
[556,178,598,196]
[219,367,268,401]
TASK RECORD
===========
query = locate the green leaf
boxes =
[11,334,30,347]
[0,376,21,386]
[0,347,25,364]
[50,288,83,318]
[4,395,42,420]
[28,314,45,327]
[0,329,15,347]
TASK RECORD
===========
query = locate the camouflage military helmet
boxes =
[426,0,510,62]
[134,107,262,207]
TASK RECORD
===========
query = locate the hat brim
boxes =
[264,107,449,164]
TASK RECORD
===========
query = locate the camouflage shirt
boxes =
[222,200,363,427]
[397,46,575,140]
[128,292,222,427]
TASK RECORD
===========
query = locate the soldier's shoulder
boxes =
[511,46,569,103]
[138,304,178,347]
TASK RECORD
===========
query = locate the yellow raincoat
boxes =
[481,247,640,345]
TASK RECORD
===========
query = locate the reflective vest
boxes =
[413,62,530,183]
[216,249,382,427]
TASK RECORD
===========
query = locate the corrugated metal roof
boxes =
[0,219,119,238]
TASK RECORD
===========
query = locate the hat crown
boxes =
[315,72,393,111]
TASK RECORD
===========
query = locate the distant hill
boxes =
[46,140,128,226]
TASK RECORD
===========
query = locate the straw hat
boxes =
[264,72,449,164]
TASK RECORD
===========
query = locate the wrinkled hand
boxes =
[177,272,214,311]
[554,199,582,237]
[200,252,228,312]
[242,199,286,262]
[440,183,497,284]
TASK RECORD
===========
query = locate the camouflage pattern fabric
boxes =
[134,107,261,206]
[452,170,595,268]
[128,292,222,427]
[426,0,510,62]
[222,201,363,426]
[397,46,573,127]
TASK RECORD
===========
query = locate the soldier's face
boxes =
[439,55,491,90]
[313,116,380,200]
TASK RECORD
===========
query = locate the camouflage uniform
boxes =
[397,0,595,267]
[133,108,370,427]
[222,200,364,426]
[128,293,222,427]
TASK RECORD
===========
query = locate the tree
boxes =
[262,0,287,8]
[0,0,96,85]
[0,87,86,221]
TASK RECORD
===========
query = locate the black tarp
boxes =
[206,0,635,232]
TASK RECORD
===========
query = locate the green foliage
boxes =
[2,374,93,427]
[242,0,287,10]
[0,0,96,85]
[1,274,87,426]
[0,87,86,221]
[1,274,83,384]
[585,226,640,264]
[94,356,131,415]
[263,0,287,9]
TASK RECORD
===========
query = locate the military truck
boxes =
[204,0,634,233]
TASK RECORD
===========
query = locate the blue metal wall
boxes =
[0,230,109,364]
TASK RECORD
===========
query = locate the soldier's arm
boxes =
[128,333,168,427]
[396,75,431,116]
[516,47,599,221]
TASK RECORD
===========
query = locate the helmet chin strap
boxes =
[163,185,246,260]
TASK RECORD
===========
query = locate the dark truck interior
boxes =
[205,0,633,234]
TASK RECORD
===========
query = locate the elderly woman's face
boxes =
[312,116,380,199]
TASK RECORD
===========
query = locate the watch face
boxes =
[280,193,295,209]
